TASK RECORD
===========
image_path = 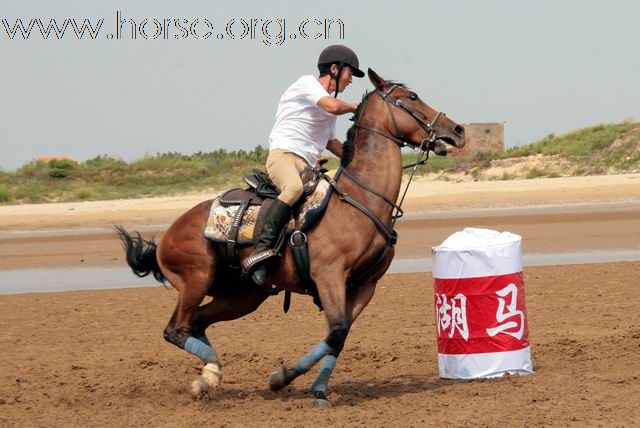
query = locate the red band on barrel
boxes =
[434,272,529,355]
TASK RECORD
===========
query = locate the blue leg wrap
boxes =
[292,341,331,376]
[193,333,211,347]
[184,336,219,364]
[311,355,337,396]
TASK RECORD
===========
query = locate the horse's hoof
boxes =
[190,376,209,399]
[311,398,332,409]
[269,367,288,392]
[201,362,223,389]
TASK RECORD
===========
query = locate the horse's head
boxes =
[367,68,465,155]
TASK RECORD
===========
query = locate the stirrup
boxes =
[241,248,278,275]
[250,264,281,296]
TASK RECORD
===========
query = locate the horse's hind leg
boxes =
[155,200,229,397]
[185,289,269,396]
[162,272,224,397]
[191,289,268,330]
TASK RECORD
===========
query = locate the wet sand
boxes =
[0,175,639,271]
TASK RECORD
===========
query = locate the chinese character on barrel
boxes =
[432,228,534,379]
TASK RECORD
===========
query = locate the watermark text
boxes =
[1,11,346,46]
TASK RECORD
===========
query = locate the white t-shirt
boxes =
[268,75,337,166]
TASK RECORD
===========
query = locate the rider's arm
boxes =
[326,139,343,158]
[317,96,358,115]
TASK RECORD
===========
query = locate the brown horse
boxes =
[117,68,465,408]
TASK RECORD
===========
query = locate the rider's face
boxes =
[338,67,354,92]
[330,64,354,93]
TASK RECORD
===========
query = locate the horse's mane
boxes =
[341,81,408,167]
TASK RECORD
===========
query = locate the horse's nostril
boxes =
[455,125,465,135]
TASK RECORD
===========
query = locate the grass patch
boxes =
[13,182,47,203]
[524,167,561,179]
[72,187,96,201]
[0,148,268,205]
[402,151,470,174]
[504,123,639,160]
[0,186,12,203]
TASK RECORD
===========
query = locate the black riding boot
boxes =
[251,199,292,290]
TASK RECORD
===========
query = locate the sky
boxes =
[0,0,639,171]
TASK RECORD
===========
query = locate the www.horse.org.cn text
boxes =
[1,11,346,46]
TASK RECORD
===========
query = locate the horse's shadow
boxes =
[211,373,449,405]
[329,374,448,404]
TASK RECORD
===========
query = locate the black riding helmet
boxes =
[317,44,364,97]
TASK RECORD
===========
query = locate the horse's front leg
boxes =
[309,278,379,403]
[269,271,350,408]
[269,326,350,408]
[307,253,391,404]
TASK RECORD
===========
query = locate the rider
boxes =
[250,44,365,291]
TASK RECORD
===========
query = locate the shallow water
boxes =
[1,250,638,295]
[0,267,153,294]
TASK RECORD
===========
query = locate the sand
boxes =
[1,174,639,426]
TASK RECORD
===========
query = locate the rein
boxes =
[321,85,448,287]
[326,85,446,237]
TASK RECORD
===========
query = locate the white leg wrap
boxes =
[201,362,223,389]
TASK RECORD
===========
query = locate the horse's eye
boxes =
[409,93,418,101]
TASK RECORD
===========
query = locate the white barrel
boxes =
[432,228,534,379]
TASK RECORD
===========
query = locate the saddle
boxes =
[220,166,324,205]
[203,164,334,310]
[209,165,329,270]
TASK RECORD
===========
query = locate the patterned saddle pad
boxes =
[204,170,335,245]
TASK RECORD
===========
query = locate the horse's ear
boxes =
[368,68,387,91]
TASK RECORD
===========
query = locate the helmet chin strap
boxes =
[331,63,344,98]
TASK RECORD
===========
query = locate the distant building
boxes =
[449,122,504,156]
[33,155,77,164]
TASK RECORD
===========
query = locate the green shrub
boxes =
[48,159,76,170]
[0,186,12,203]
[475,150,504,162]
[16,162,48,179]
[525,167,547,179]
[84,155,126,168]
[501,171,516,181]
[73,188,96,201]
[49,168,70,178]
[46,159,76,179]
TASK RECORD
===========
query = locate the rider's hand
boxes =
[316,157,329,167]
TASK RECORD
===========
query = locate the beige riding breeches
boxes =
[265,149,309,206]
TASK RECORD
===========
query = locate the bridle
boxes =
[356,84,446,152]
[327,84,447,224]
[322,84,451,286]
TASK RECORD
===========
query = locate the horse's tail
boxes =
[115,226,165,284]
